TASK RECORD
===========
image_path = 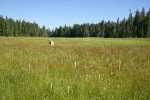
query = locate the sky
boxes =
[0,0,150,29]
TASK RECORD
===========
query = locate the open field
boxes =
[0,37,150,100]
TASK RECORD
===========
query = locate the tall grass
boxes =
[0,37,150,99]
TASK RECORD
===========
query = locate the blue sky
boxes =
[0,0,150,29]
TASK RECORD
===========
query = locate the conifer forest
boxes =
[0,8,150,38]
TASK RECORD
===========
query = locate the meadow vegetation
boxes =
[0,37,150,100]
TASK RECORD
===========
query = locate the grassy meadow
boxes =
[0,37,150,100]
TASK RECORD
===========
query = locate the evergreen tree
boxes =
[0,16,6,36]
[115,18,120,38]
[146,9,150,37]
[83,24,90,37]
[141,7,146,37]
[133,9,142,37]
[96,23,101,37]
[104,21,111,38]
[100,20,105,37]
[89,23,96,37]
[127,9,133,37]
[111,22,117,38]
[119,18,126,38]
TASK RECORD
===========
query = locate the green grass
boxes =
[0,37,150,100]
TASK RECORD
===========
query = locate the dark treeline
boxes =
[52,8,150,38]
[0,8,150,38]
[0,16,51,37]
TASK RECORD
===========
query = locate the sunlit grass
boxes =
[0,37,150,99]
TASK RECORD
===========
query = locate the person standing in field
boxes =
[49,39,54,46]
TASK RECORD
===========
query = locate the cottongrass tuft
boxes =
[74,62,77,68]
[85,65,87,69]
[98,75,101,79]
[67,86,70,93]
[29,63,31,69]
[50,82,53,90]
[118,59,121,70]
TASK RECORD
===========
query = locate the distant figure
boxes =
[49,39,54,46]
